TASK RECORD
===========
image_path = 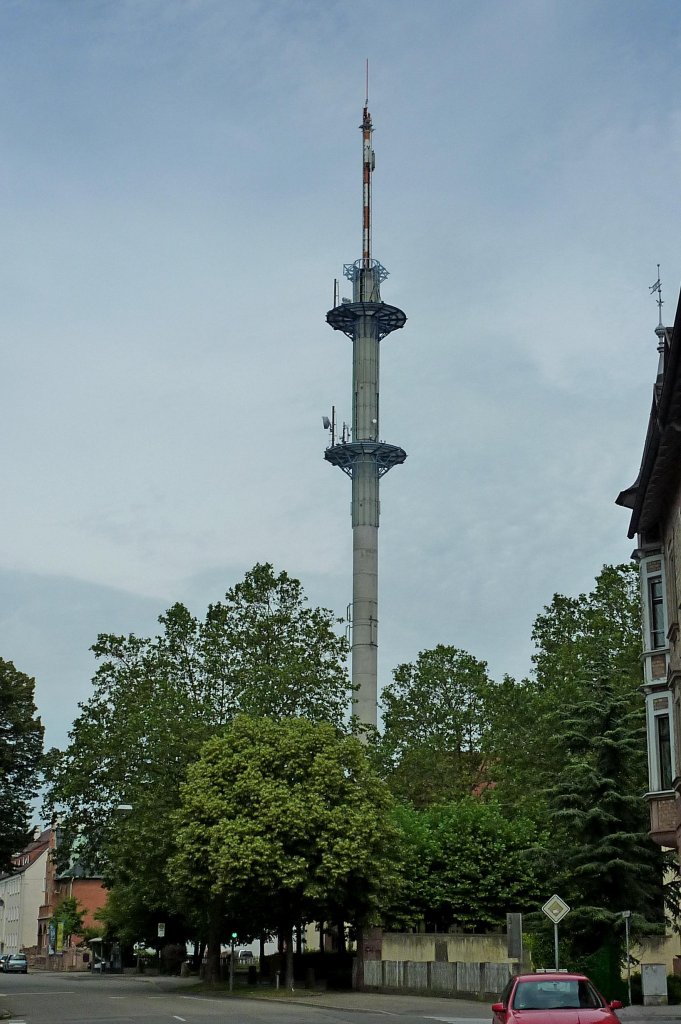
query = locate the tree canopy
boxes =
[378,645,492,806]
[0,658,43,871]
[40,559,663,977]
[52,896,86,943]
[168,715,399,985]
[543,656,663,951]
[386,798,545,933]
[484,563,644,817]
[43,564,351,945]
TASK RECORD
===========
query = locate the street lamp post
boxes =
[229,932,237,992]
[621,911,632,1005]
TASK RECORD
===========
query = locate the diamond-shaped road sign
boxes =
[542,894,570,924]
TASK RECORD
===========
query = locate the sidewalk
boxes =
[619,1008,681,1022]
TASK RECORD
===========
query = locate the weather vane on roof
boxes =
[650,264,663,329]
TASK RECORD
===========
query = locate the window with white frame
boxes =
[639,557,667,651]
[656,712,673,790]
[649,690,676,793]
[649,575,666,650]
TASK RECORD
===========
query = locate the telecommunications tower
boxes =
[324,94,407,728]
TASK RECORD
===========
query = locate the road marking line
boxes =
[173,1017,187,1022]
[423,1018,484,1023]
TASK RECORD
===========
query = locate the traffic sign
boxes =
[542,894,570,924]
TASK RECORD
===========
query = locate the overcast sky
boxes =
[2,0,680,754]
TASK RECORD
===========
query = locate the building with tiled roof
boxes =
[617,277,681,855]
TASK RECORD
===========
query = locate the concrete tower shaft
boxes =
[354,269,381,445]
[324,105,407,728]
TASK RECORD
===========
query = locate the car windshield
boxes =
[512,980,603,1010]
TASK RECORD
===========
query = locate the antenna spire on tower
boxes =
[650,263,664,329]
[361,60,374,269]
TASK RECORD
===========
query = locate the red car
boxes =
[492,972,623,1024]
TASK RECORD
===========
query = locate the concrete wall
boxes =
[633,935,681,974]
[381,931,512,965]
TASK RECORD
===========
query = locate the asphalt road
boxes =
[0,971,493,1024]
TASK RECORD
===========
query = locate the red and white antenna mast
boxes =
[361,59,374,269]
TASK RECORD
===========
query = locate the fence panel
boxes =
[457,961,481,994]
[405,961,429,990]
[363,961,382,988]
[430,961,457,993]
[359,957,511,998]
[483,962,512,996]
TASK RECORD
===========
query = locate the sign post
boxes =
[542,895,570,970]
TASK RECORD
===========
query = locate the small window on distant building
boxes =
[649,576,665,649]
[657,714,673,790]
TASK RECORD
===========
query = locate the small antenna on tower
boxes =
[650,263,663,329]
[365,58,369,107]
[321,407,337,446]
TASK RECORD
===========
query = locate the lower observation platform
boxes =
[326,301,406,341]
[325,440,407,478]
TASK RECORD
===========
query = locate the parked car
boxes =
[492,972,622,1024]
[3,953,28,974]
[0,954,9,971]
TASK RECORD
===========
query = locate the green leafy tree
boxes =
[544,657,663,954]
[0,659,44,871]
[486,564,643,817]
[52,896,85,944]
[474,562,662,992]
[203,563,350,722]
[478,672,541,814]
[43,564,351,950]
[378,646,492,806]
[168,715,400,987]
[94,885,186,953]
[386,799,545,931]
[532,563,641,702]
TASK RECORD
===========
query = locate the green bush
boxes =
[667,974,681,1005]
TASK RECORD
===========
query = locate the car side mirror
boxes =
[492,1003,505,1013]
[609,1001,623,1010]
